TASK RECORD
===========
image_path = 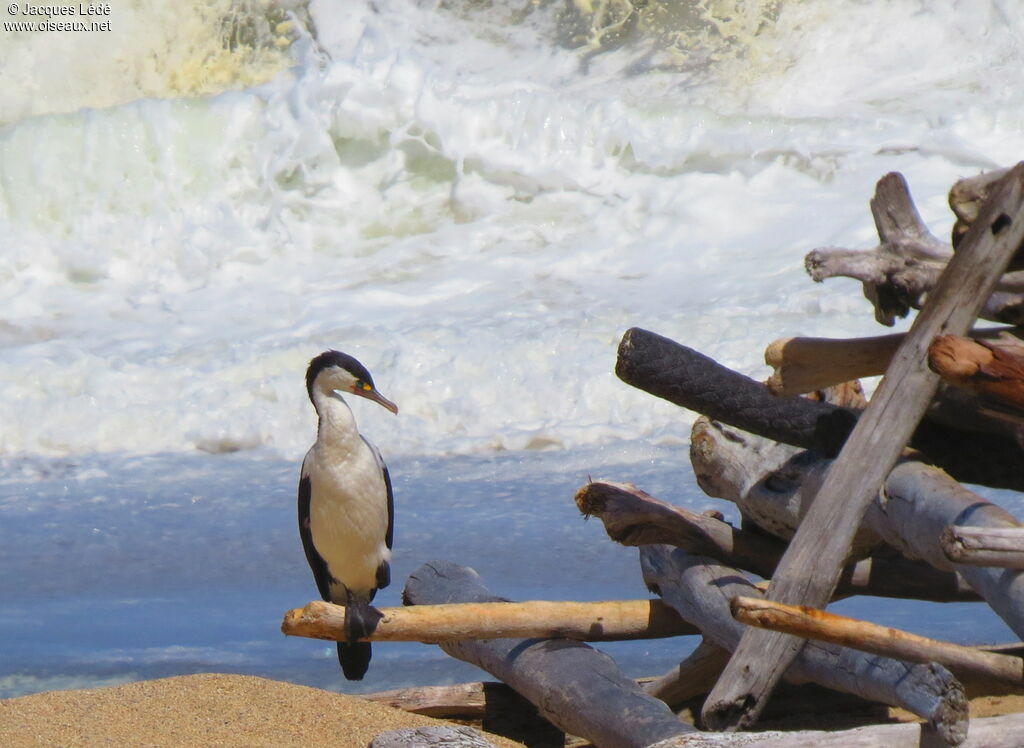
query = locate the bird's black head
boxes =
[306,350,374,399]
[305,350,398,414]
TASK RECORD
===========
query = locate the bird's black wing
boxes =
[297,470,333,602]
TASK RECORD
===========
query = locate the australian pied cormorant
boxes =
[298,350,398,680]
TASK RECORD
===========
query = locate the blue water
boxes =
[1,445,1015,698]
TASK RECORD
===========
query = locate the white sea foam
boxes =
[1,0,1022,459]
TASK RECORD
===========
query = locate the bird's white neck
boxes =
[311,387,362,452]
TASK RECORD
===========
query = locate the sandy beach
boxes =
[0,674,525,748]
[4,672,1024,747]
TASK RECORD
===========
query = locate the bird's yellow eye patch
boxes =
[358,381,372,391]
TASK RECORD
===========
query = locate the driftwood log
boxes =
[576,479,978,602]
[942,526,1024,569]
[370,726,498,748]
[763,327,1022,396]
[691,417,1024,640]
[639,544,967,744]
[617,327,1024,491]
[731,596,1024,687]
[704,164,1024,730]
[402,560,696,748]
[648,713,1024,748]
[281,598,697,643]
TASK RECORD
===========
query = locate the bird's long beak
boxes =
[357,387,399,415]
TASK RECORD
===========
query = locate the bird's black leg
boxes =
[345,592,384,642]
[335,591,383,681]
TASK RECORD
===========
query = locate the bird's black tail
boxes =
[337,641,372,680]
[338,600,384,681]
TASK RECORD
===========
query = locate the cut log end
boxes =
[574,480,610,517]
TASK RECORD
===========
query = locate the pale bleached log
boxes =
[764,328,1024,396]
[640,545,967,745]
[370,726,497,748]
[731,596,1024,686]
[704,164,1024,731]
[692,417,1024,640]
[942,526,1024,569]
[579,476,978,603]
[281,598,697,644]
[689,418,882,557]
[403,561,697,748]
[649,713,1024,748]
[765,333,904,396]
[364,682,490,718]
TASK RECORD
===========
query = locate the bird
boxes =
[298,350,398,680]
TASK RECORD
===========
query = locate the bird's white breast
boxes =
[304,437,391,600]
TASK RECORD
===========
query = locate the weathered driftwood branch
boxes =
[704,164,1024,733]
[617,327,1024,491]
[731,596,1024,686]
[806,170,1024,325]
[929,334,1024,416]
[640,544,967,744]
[578,477,978,602]
[942,526,1024,569]
[950,168,1012,239]
[575,480,785,579]
[649,713,1024,748]
[281,598,697,643]
[692,417,1024,640]
[403,561,696,748]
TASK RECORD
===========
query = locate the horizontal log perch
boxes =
[640,544,968,744]
[281,598,698,643]
[731,596,1024,686]
[942,526,1024,569]
[578,478,978,602]
[617,326,1024,491]
[403,561,697,748]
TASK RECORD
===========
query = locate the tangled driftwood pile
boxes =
[283,164,1024,747]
